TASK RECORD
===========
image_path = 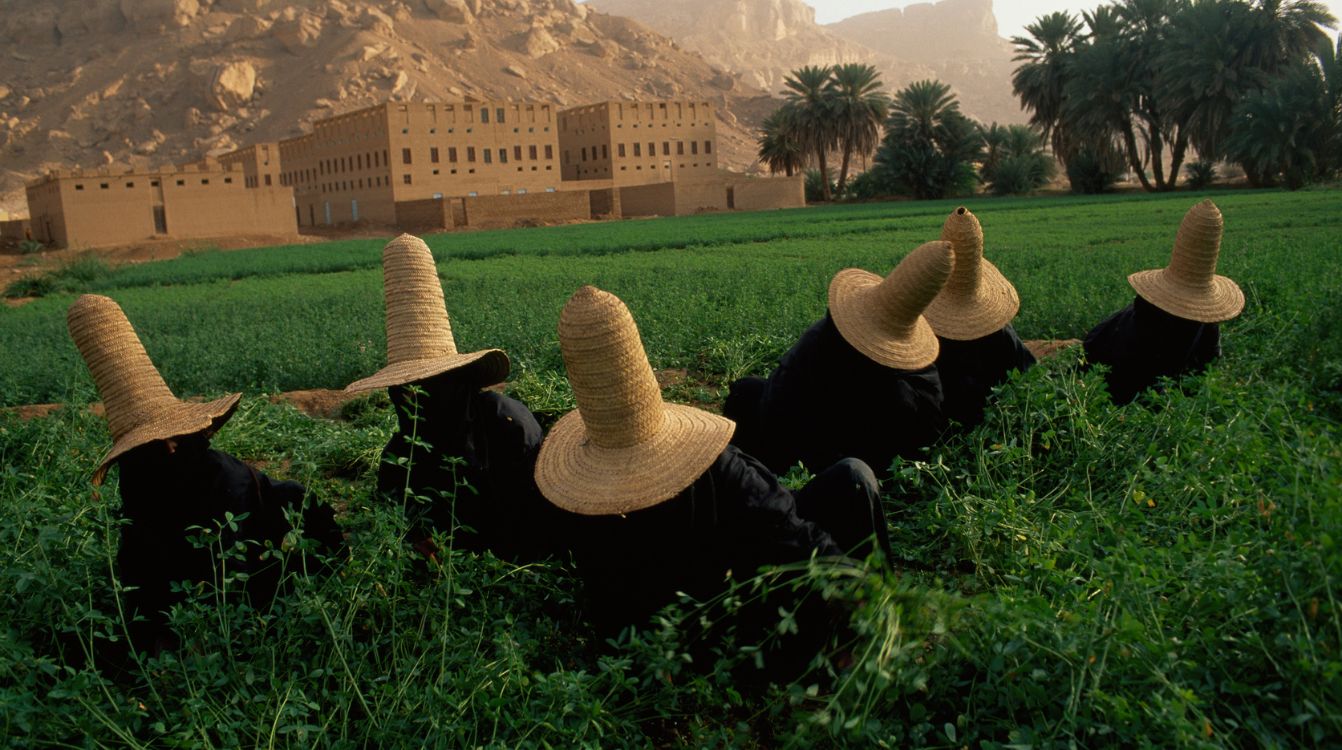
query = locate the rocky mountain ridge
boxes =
[0,0,771,216]
[589,0,1021,126]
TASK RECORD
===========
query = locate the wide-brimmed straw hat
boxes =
[828,240,954,370]
[534,286,735,516]
[923,206,1021,340]
[1128,200,1244,323]
[346,234,509,392]
[67,294,241,485]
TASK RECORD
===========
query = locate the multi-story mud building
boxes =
[278,100,562,228]
[217,143,282,189]
[25,97,804,249]
[557,100,718,184]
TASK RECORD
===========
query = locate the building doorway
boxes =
[351,199,359,222]
[726,187,735,210]
[152,206,168,234]
[324,202,332,226]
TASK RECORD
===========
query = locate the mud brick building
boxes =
[25,164,295,249]
[557,100,718,184]
[278,101,563,228]
[217,143,282,189]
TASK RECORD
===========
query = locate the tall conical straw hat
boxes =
[828,240,954,370]
[345,234,509,392]
[67,294,241,485]
[923,206,1021,340]
[534,285,734,516]
[1128,200,1244,323]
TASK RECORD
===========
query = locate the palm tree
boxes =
[782,65,838,201]
[1159,0,1265,161]
[829,63,889,194]
[757,106,806,177]
[1011,11,1083,160]
[1249,0,1336,71]
[877,80,983,199]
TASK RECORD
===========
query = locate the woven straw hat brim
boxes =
[922,258,1021,340]
[94,393,241,484]
[344,349,509,393]
[828,269,940,370]
[535,403,735,516]
[1128,270,1245,323]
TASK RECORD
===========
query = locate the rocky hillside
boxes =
[0,0,769,216]
[825,0,1018,123]
[589,0,1022,126]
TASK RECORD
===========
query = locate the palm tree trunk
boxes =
[1121,124,1154,192]
[837,143,853,196]
[1146,121,1168,191]
[817,147,832,201]
[1167,130,1188,191]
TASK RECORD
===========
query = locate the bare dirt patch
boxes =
[1025,339,1082,360]
[268,389,363,420]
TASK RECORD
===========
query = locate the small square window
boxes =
[177,179,185,186]
[401,128,408,134]
[126,182,135,188]
[433,169,440,175]
[224,177,233,184]
[75,184,85,191]
[151,180,160,187]
[100,183,109,189]
[202,179,209,185]
[403,174,412,184]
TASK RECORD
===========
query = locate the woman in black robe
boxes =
[536,286,890,677]
[923,207,1035,429]
[347,234,555,562]
[1084,200,1244,405]
[725,241,954,478]
[67,294,344,656]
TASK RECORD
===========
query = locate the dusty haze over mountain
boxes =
[0,0,1025,219]
[588,0,1022,125]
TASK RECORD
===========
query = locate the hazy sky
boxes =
[805,1,1342,40]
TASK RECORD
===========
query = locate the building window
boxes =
[529,145,538,160]
[177,179,185,186]
[705,141,713,154]
[581,147,587,161]
[467,147,476,162]
[201,179,209,185]
[484,149,492,164]
[432,169,439,175]
[602,144,609,159]
[545,145,553,160]
[618,143,626,157]
[468,191,478,197]
[403,174,412,184]
[499,148,507,164]
[402,148,412,165]
[496,107,505,123]
[663,142,670,155]
[515,145,523,161]
[264,174,272,185]
[633,143,641,157]
[430,147,440,163]
[691,141,699,155]
[448,147,458,163]
[126,182,135,188]
[677,142,685,155]
[481,108,489,123]
[151,180,160,187]
[75,184,85,191]
[100,183,109,189]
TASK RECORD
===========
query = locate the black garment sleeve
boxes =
[714,446,843,572]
